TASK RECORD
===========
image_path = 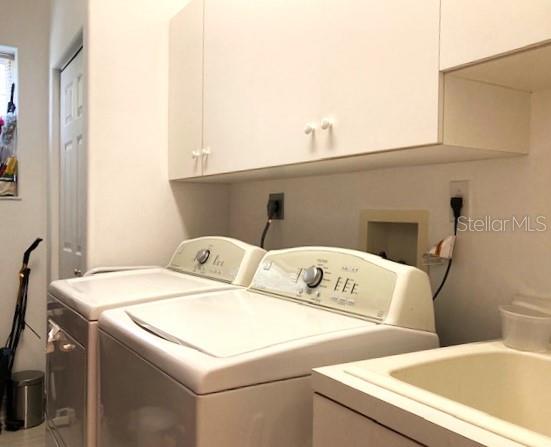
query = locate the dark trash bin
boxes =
[7,370,45,429]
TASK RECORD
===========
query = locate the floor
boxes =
[0,424,45,447]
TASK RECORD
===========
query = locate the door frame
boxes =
[48,34,87,282]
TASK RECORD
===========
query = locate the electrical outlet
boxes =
[268,193,284,220]
[449,180,469,221]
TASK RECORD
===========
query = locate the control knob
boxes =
[302,266,324,288]
[195,249,211,264]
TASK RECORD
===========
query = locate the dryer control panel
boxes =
[250,247,432,328]
[168,237,265,287]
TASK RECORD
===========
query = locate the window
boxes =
[0,47,17,197]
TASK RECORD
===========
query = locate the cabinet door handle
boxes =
[320,118,333,130]
[304,123,316,135]
[192,150,201,159]
[201,147,211,156]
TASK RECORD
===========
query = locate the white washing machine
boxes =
[46,237,265,447]
[97,246,439,447]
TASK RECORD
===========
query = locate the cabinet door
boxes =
[441,0,551,70]
[319,0,441,158]
[202,0,322,175]
[313,394,423,447]
[168,0,204,179]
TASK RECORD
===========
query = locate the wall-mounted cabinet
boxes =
[317,0,440,159]
[169,0,532,183]
[168,0,204,180]
[440,0,551,70]
[446,43,551,94]
[202,0,323,175]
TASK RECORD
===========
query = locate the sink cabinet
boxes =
[313,341,551,446]
[313,394,422,447]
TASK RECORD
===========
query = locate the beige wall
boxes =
[49,0,229,277]
[0,0,51,371]
[50,0,86,68]
[85,0,229,268]
[229,89,551,347]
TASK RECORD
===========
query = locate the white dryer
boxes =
[98,247,439,447]
[46,237,265,447]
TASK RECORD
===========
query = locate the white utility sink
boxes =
[346,341,551,447]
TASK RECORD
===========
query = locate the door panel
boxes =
[60,50,86,278]
[203,0,322,175]
[169,0,204,179]
[319,0,441,157]
[313,394,423,446]
[441,0,551,70]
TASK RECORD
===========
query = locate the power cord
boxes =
[433,197,463,301]
[259,200,280,249]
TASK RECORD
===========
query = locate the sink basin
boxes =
[346,341,551,447]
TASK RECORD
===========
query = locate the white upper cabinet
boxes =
[441,0,551,70]
[201,0,440,176]
[319,0,441,157]
[202,0,323,175]
[169,0,533,181]
[168,0,204,179]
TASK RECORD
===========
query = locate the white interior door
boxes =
[59,50,86,279]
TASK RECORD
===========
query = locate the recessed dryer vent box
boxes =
[359,210,429,271]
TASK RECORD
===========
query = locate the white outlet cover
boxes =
[449,180,469,221]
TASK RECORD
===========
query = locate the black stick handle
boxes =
[22,238,42,267]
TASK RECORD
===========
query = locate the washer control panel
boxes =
[251,248,398,321]
[168,237,265,286]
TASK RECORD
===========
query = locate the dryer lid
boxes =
[49,268,228,320]
[127,289,372,358]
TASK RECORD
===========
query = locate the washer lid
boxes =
[127,289,371,358]
[49,268,230,320]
